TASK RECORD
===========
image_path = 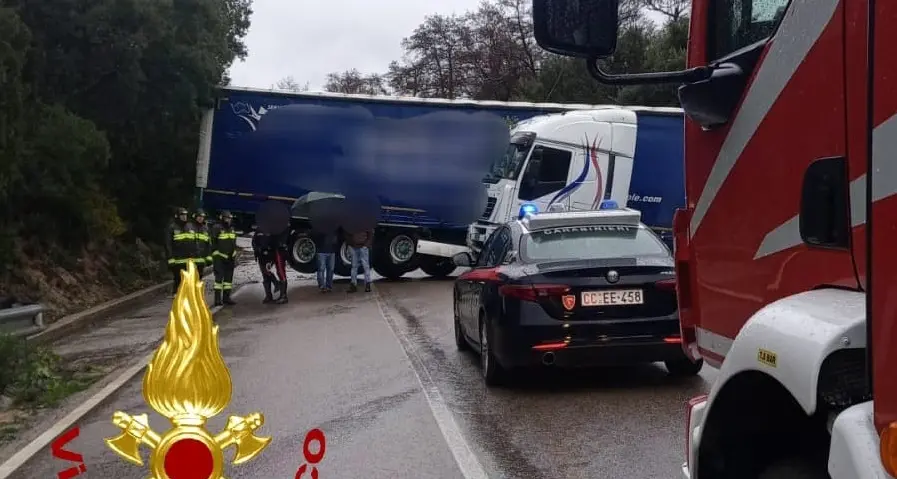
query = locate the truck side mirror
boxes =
[532,0,620,58]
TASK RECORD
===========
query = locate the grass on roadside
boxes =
[0,333,108,442]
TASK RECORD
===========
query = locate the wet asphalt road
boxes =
[9,271,716,479]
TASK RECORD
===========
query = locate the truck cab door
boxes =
[866,0,897,437]
[516,144,574,212]
[678,0,858,366]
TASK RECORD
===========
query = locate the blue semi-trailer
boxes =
[194,86,684,279]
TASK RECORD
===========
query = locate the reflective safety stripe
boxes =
[214,282,223,290]
[195,233,210,241]
[217,232,237,240]
[212,251,235,258]
[213,282,233,290]
[206,256,213,262]
[193,257,206,264]
[173,233,194,241]
[168,258,189,264]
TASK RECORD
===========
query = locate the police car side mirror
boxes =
[452,252,474,267]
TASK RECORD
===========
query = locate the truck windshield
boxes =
[483,132,534,184]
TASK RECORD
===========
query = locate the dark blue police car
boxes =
[451,203,703,386]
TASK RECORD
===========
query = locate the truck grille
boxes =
[481,197,497,220]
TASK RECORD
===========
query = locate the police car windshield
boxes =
[519,225,668,262]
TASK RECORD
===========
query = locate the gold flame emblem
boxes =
[105,261,271,479]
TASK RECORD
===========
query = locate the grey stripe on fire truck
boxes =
[689,0,840,239]
[755,113,897,259]
[696,326,733,359]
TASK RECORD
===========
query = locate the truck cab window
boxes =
[710,0,790,60]
[517,146,572,201]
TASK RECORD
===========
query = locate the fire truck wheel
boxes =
[664,357,703,376]
[757,458,828,479]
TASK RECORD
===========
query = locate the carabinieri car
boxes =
[451,204,703,386]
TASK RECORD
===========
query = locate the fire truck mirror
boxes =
[532,0,620,58]
[799,156,849,249]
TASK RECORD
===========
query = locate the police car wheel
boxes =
[480,316,507,386]
[665,357,703,377]
[453,302,469,351]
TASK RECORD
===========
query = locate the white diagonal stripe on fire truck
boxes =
[755,112,897,259]
[689,0,840,239]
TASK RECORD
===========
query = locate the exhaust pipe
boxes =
[542,352,556,366]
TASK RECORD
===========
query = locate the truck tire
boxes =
[372,256,405,280]
[287,231,317,274]
[757,458,827,479]
[665,357,704,376]
[419,255,456,278]
[372,230,418,280]
[334,240,352,277]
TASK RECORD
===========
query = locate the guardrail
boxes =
[0,303,46,337]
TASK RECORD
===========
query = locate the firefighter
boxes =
[165,207,195,295]
[252,229,279,304]
[211,210,238,306]
[193,209,213,270]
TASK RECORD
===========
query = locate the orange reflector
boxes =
[664,336,682,344]
[881,421,897,476]
[532,342,568,351]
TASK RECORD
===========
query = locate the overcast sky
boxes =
[228,1,667,91]
[228,0,485,90]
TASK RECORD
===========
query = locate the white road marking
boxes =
[0,286,245,479]
[373,292,489,479]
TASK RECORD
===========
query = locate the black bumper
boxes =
[492,320,688,369]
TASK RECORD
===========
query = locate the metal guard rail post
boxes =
[0,304,46,337]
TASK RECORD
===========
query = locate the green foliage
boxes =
[518,15,688,106]
[0,334,90,407]
[0,0,252,274]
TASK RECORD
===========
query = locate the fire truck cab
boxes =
[532,0,897,478]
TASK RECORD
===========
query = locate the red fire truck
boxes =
[532,0,896,477]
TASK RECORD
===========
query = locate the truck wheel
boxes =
[381,231,418,269]
[334,240,352,277]
[758,458,828,479]
[665,357,704,376]
[419,255,456,278]
[287,231,317,274]
[372,257,405,280]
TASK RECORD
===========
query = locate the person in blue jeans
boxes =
[313,228,338,292]
[344,228,373,292]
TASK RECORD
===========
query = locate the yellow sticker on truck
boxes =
[758,348,777,368]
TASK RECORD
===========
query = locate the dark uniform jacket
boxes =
[344,229,373,248]
[194,222,213,263]
[211,223,238,261]
[165,220,196,264]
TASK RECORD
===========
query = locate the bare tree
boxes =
[323,69,389,95]
[640,0,690,22]
[274,76,309,91]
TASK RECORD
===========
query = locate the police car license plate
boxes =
[581,289,644,306]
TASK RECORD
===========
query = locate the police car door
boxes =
[516,144,575,213]
[469,226,512,335]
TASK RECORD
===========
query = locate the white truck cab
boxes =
[417,108,641,260]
